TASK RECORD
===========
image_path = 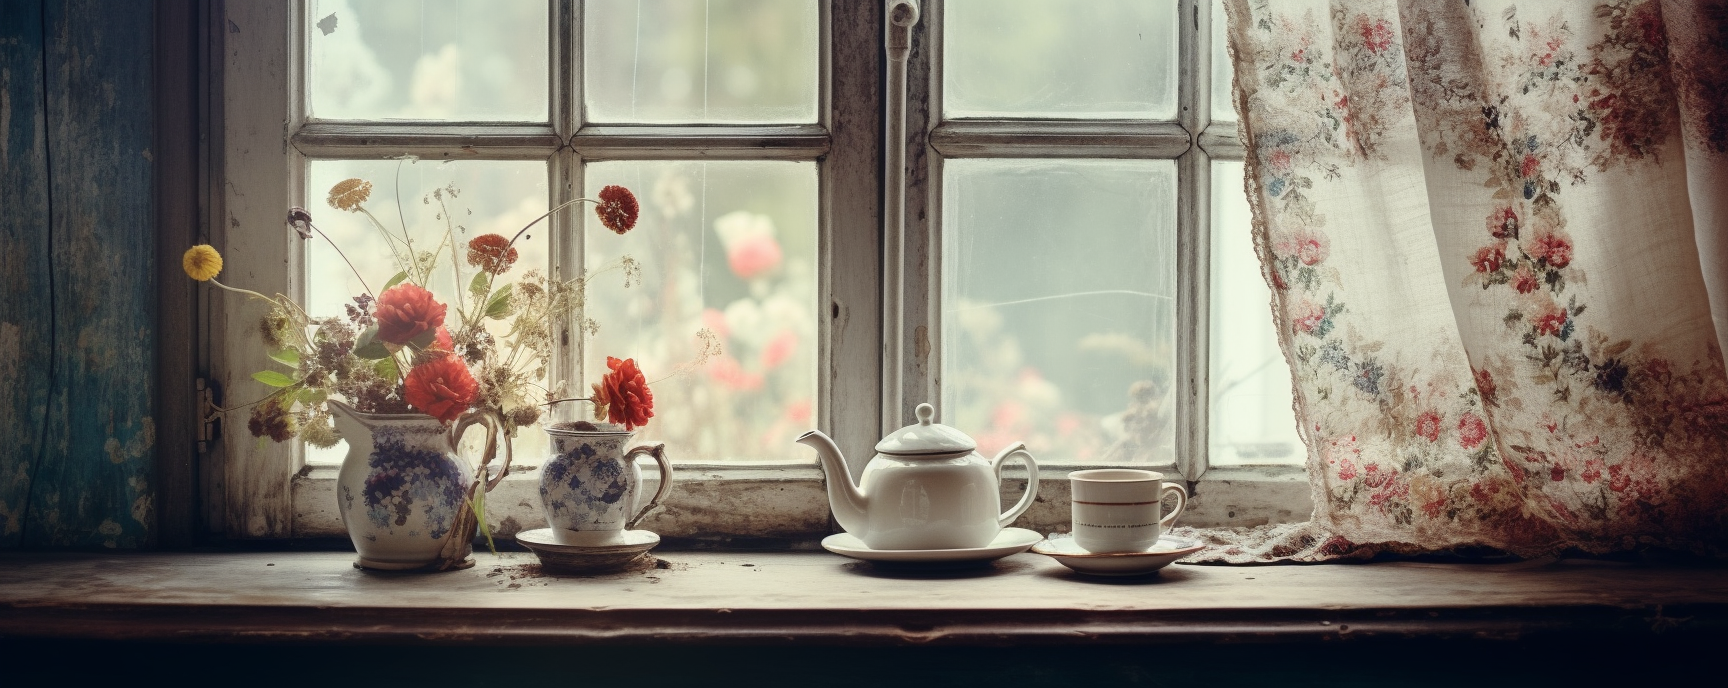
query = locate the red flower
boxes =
[1520,154,1541,178]
[1581,459,1604,484]
[1533,303,1568,337]
[466,233,519,275]
[1529,232,1572,268]
[599,356,654,430]
[1458,412,1489,449]
[1336,457,1357,481]
[760,329,798,369]
[1512,264,1540,294]
[373,283,447,345]
[1294,231,1328,266]
[595,185,639,235]
[1486,206,1519,238]
[1550,465,1566,482]
[1473,367,1497,404]
[727,234,784,279]
[1470,243,1505,273]
[1357,16,1394,54]
[1292,299,1325,335]
[1270,149,1293,172]
[1414,410,1442,442]
[403,354,478,423]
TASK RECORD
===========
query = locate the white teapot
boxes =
[796,402,1038,550]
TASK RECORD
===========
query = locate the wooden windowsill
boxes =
[2,551,1724,645]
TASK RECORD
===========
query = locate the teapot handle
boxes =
[991,442,1039,527]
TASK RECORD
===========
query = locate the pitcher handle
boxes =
[450,409,514,492]
[624,443,672,530]
[991,442,1039,527]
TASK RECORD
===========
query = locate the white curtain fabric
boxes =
[1193,0,1728,560]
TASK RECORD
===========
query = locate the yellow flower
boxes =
[327,178,373,211]
[182,244,223,281]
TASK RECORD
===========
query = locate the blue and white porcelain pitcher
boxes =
[539,423,673,545]
[328,399,508,571]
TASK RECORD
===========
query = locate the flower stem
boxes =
[309,223,375,299]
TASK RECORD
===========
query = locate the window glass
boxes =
[942,159,1177,464]
[1208,161,1303,465]
[584,0,820,124]
[1211,0,1236,123]
[943,0,1178,120]
[304,159,551,464]
[583,161,818,462]
[307,0,549,121]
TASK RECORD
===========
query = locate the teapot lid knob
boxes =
[915,403,935,425]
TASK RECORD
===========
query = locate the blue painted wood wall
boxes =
[0,0,156,548]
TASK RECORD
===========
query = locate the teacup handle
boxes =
[991,442,1039,527]
[1159,482,1188,528]
[624,443,673,530]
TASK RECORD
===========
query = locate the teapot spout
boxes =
[796,430,869,535]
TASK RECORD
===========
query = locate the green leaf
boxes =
[469,491,497,556]
[382,271,410,291]
[485,284,513,320]
[353,325,391,360]
[297,387,328,406]
[469,272,491,297]
[374,356,399,381]
[408,327,439,351]
[267,349,300,367]
[251,370,296,388]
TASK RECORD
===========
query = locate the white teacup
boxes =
[1069,469,1188,553]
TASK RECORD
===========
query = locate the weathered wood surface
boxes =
[0,0,156,548]
[1,551,1724,645]
[0,0,56,548]
[153,0,201,548]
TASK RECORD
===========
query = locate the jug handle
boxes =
[992,442,1039,527]
[451,409,514,492]
[625,443,673,530]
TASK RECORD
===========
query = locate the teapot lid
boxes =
[875,403,976,455]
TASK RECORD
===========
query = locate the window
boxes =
[906,0,1301,476]
[212,0,1302,541]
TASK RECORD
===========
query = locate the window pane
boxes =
[942,160,1176,464]
[304,159,550,464]
[583,161,817,462]
[943,0,1178,119]
[584,0,820,124]
[307,0,549,121]
[1209,161,1303,465]
[1211,0,1236,123]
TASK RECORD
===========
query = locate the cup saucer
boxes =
[821,527,1043,568]
[515,528,660,574]
[1031,534,1205,576]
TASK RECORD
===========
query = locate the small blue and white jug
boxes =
[539,423,673,544]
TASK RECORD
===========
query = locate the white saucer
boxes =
[1031,534,1205,576]
[515,528,660,574]
[821,527,1043,567]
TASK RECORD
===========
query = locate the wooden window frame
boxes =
[892,0,1255,482]
[210,0,881,541]
[208,0,1305,543]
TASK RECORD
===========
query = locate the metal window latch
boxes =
[197,377,223,453]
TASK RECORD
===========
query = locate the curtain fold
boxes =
[1191,0,1728,561]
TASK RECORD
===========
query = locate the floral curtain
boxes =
[1194,0,1728,561]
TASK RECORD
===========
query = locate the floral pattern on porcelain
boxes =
[332,407,474,568]
[540,431,639,532]
[347,425,469,540]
